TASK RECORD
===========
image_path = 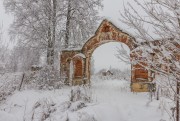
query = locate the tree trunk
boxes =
[19,73,25,91]
[176,81,179,121]
[47,16,52,65]
[176,11,180,121]
[64,0,71,48]
[51,0,56,66]
[156,86,159,100]
[47,0,56,66]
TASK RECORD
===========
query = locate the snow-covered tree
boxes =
[120,0,180,120]
[0,24,9,73]
[11,45,41,72]
[4,0,58,66]
[62,0,103,48]
[0,23,2,42]
[4,0,102,67]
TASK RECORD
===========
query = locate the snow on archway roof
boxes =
[73,53,86,58]
[61,19,136,52]
[102,17,135,38]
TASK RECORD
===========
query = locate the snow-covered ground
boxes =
[0,79,169,121]
[91,79,169,121]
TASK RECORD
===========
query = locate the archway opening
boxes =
[90,41,131,82]
[60,19,151,92]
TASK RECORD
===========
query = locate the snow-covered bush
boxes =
[25,86,94,121]
[78,112,97,121]
[0,72,23,103]
[68,85,92,112]
[69,101,86,111]
[31,98,56,121]
[70,85,92,103]
[25,89,96,121]
[23,65,64,90]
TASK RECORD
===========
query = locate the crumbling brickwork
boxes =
[60,19,153,92]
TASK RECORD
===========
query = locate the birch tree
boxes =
[61,0,103,48]
[0,23,6,72]
[120,0,180,120]
[0,23,2,42]
[4,0,58,66]
[4,0,102,67]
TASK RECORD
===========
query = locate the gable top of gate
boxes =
[61,47,82,51]
[94,19,134,37]
[61,19,136,52]
[81,19,137,52]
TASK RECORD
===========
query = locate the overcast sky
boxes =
[100,0,127,25]
[0,0,137,71]
[0,0,139,43]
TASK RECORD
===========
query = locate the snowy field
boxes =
[91,79,169,121]
[0,79,169,121]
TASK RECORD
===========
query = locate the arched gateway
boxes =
[60,19,154,92]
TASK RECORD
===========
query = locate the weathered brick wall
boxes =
[81,20,137,82]
[60,19,152,92]
[60,50,81,82]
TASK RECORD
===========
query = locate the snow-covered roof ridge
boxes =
[73,53,86,58]
[101,17,136,39]
[81,19,138,51]
[61,19,136,52]
[61,47,82,51]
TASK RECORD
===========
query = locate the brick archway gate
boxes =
[60,19,154,92]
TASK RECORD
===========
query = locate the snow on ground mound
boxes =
[0,79,169,121]
[0,111,18,121]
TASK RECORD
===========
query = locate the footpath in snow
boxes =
[90,79,168,121]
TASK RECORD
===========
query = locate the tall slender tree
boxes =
[61,0,103,48]
[4,0,58,66]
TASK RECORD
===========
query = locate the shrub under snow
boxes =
[23,65,64,90]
